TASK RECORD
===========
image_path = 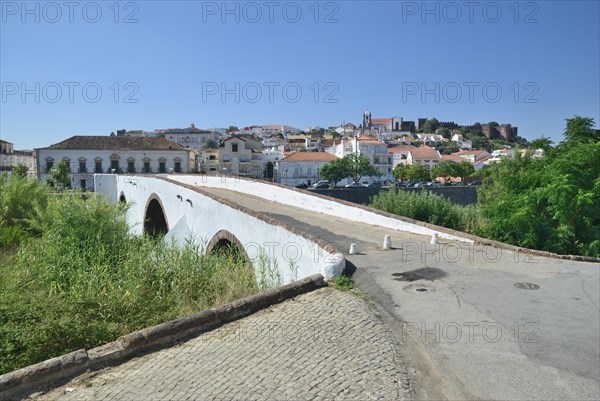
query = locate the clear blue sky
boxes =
[1,0,599,149]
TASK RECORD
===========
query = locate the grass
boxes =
[329,274,354,291]
[0,176,270,374]
[370,187,486,235]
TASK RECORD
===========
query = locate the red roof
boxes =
[410,145,441,160]
[281,152,338,162]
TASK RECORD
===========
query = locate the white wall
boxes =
[94,174,344,283]
[172,175,475,244]
[38,149,192,189]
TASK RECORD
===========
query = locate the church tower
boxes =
[362,109,372,134]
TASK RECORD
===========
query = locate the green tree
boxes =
[478,117,600,257]
[430,160,460,181]
[344,153,380,183]
[393,164,408,180]
[405,163,430,181]
[436,127,452,139]
[562,116,600,145]
[203,139,218,149]
[50,160,70,189]
[320,158,348,186]
[420,118,440,133]
[530,136,554,151]
[12,163,28,179]
[227,126,239,133]
[456,161,475,183]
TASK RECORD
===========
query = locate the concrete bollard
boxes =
[430,233,439,245]
[349,243,358,254]
[383,235,392,250]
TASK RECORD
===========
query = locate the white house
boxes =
[154,124,218,152]
[451,134,473,150]
[202,136,263,177]
[277,151,339,186]
[407,145,442,170]
[326,136,392,183]
[452,149,491,163]
[0,139,36,177]
[36,136,195,190]
[388,145,415,169]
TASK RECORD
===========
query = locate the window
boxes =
[79,161,87,173]
[46,161,53,173]
[111,160,119,172]
[127,161,135,173]
[95,161,103,173]
[159,162,166,173]
[209,155,216,160]
[232,143,238,152]
[174,162,181,173]
[144,161,150,173]
[80,179,86,189]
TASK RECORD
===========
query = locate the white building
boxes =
[154,124,218,152]
[388,145,415,169]
[243,125,301,138]
[326,136,392,183]
[451,134,473,150]
[277,151,339,186]
[36,136,195,190]
[416,133,445,145]
[202,136,263,177]
[407,145,442,169]
[0,139,36,177]
[262,146,286,163]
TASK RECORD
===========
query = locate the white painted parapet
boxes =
[94,174,343,285]
[171,175,475,244]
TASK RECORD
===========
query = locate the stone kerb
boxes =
[0,275,326,401]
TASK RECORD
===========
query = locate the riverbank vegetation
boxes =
[0,175,259,374]
[371,117,600,258]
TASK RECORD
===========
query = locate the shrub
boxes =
[370,188,483,233]
[0,188,261,374]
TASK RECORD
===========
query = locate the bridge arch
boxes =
[144,193,169,237]
[207,230,249,260]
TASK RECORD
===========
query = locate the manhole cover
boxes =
[415,288,428,292]
[514,282,540,290]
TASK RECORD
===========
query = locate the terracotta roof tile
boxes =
[281,152,339,162]
[410,145,441,160]
[42,136,189,151]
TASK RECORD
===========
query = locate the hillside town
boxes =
[2,111,544,190]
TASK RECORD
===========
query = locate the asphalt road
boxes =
[200,186,600,401]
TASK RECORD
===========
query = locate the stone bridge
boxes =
[94,174,471,285]
[87,174,599,400]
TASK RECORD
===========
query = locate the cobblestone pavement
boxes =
[34,288,407,401]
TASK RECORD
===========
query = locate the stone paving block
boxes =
[33,288,406,401]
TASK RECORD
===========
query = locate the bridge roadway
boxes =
[197,186,600,401]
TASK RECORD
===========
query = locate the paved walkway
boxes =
[34,288,408,401]
[198,186,600,401]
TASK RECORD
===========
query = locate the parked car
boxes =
[468,181,482,186]
[414,181,432,188]
[395,181,411,188]
[294,183,308,189]
[365,182,382,188]
[312,180,331,189]
[344,182,363,188]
